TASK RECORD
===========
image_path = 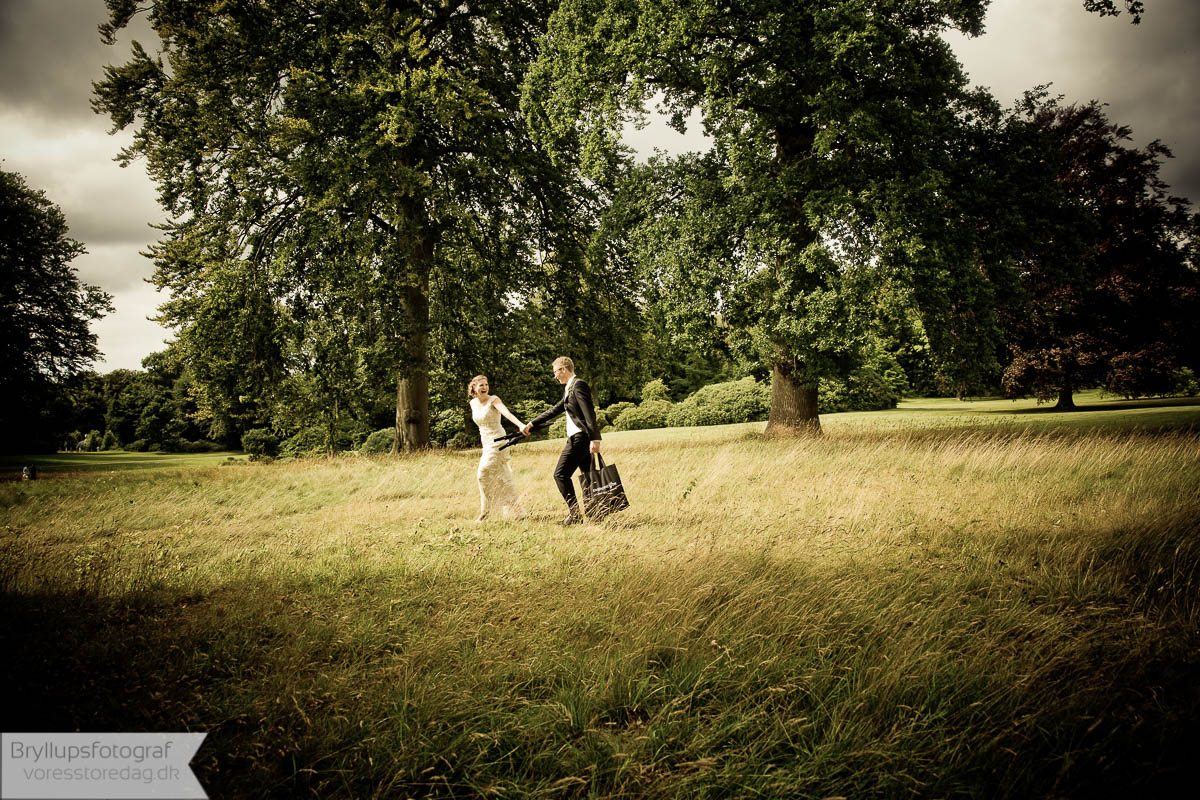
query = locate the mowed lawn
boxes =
[0,449,245,478]
[2,393,1198,798]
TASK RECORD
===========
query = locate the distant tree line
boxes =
[1,170,112,453]
[50,351,220,453]
[1,0,1193,454]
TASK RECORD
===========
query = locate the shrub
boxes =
[280,418,365,456]
[1106,345,1179,399]
[278,426,331,458]
[640,378,671,402]
[667,377,769,427]
[549,416,567,439]
[432,408,469,448]
[820,350,908,413]
[125,439,150,452]
[446,431,476,449]
[78,430,103,452]
[615,399,673,430]
[510,399,543,420]
[603,402,636,428]
[178,439,221,453]
[241,428,279,459]
[101,430,121,451]
[1172,367,1199,397]
[360,428,395,454]
[158,436,186,453]
[512,399,553,442]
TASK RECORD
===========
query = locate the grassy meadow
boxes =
[2,393,1199,797]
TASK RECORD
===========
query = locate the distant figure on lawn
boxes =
[521,356,602,526]
[468,375,527,522]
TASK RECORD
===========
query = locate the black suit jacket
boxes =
[531,378,602,441]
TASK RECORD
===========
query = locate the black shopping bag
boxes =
[578,453,630,521]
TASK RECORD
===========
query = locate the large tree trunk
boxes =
[394,235,432,452]
[763,124,822,436]
[395,368,429,450]
[764,362,821,435]
[1054,360,1076,411]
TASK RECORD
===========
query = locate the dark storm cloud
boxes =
[1092,2,1200,204]
[0,125,163,250]
[0,0,163,247]
[0,0,155,122]
[1,1,165,369]
[947,0,1200,206]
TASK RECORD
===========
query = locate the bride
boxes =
[467,375,527,521]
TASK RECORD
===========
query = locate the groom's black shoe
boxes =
[559,513,584,526]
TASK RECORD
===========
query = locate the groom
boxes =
[522,356,602,525]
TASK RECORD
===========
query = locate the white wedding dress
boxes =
[470,397,521,518]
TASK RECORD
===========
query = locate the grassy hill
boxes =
[2,394,1198,797]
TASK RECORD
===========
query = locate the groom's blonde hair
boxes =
[553,356,574,373]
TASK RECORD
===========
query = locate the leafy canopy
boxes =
[524,0,999,429]
[1,169,113,452]
[93,0,590,448]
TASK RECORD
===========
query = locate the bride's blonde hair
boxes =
[467,374,488,400]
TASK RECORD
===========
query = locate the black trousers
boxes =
[554,433,591,511]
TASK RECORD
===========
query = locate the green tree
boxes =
[102,368,186,449]
[1001,98,1200,407]
[526,0,1008,433]
[55,371,108,449]
[94,0,590,450]
[97,349,210,451]
[526,1,1150,430]
[612,156,747,399]
[0,169,112,453]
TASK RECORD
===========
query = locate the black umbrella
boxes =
[494,429,530,450]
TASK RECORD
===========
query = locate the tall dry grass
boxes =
[2,410,1198,797]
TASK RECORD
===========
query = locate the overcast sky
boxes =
[2,0,1197,373]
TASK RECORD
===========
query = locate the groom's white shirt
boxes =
[564,375,582,438]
